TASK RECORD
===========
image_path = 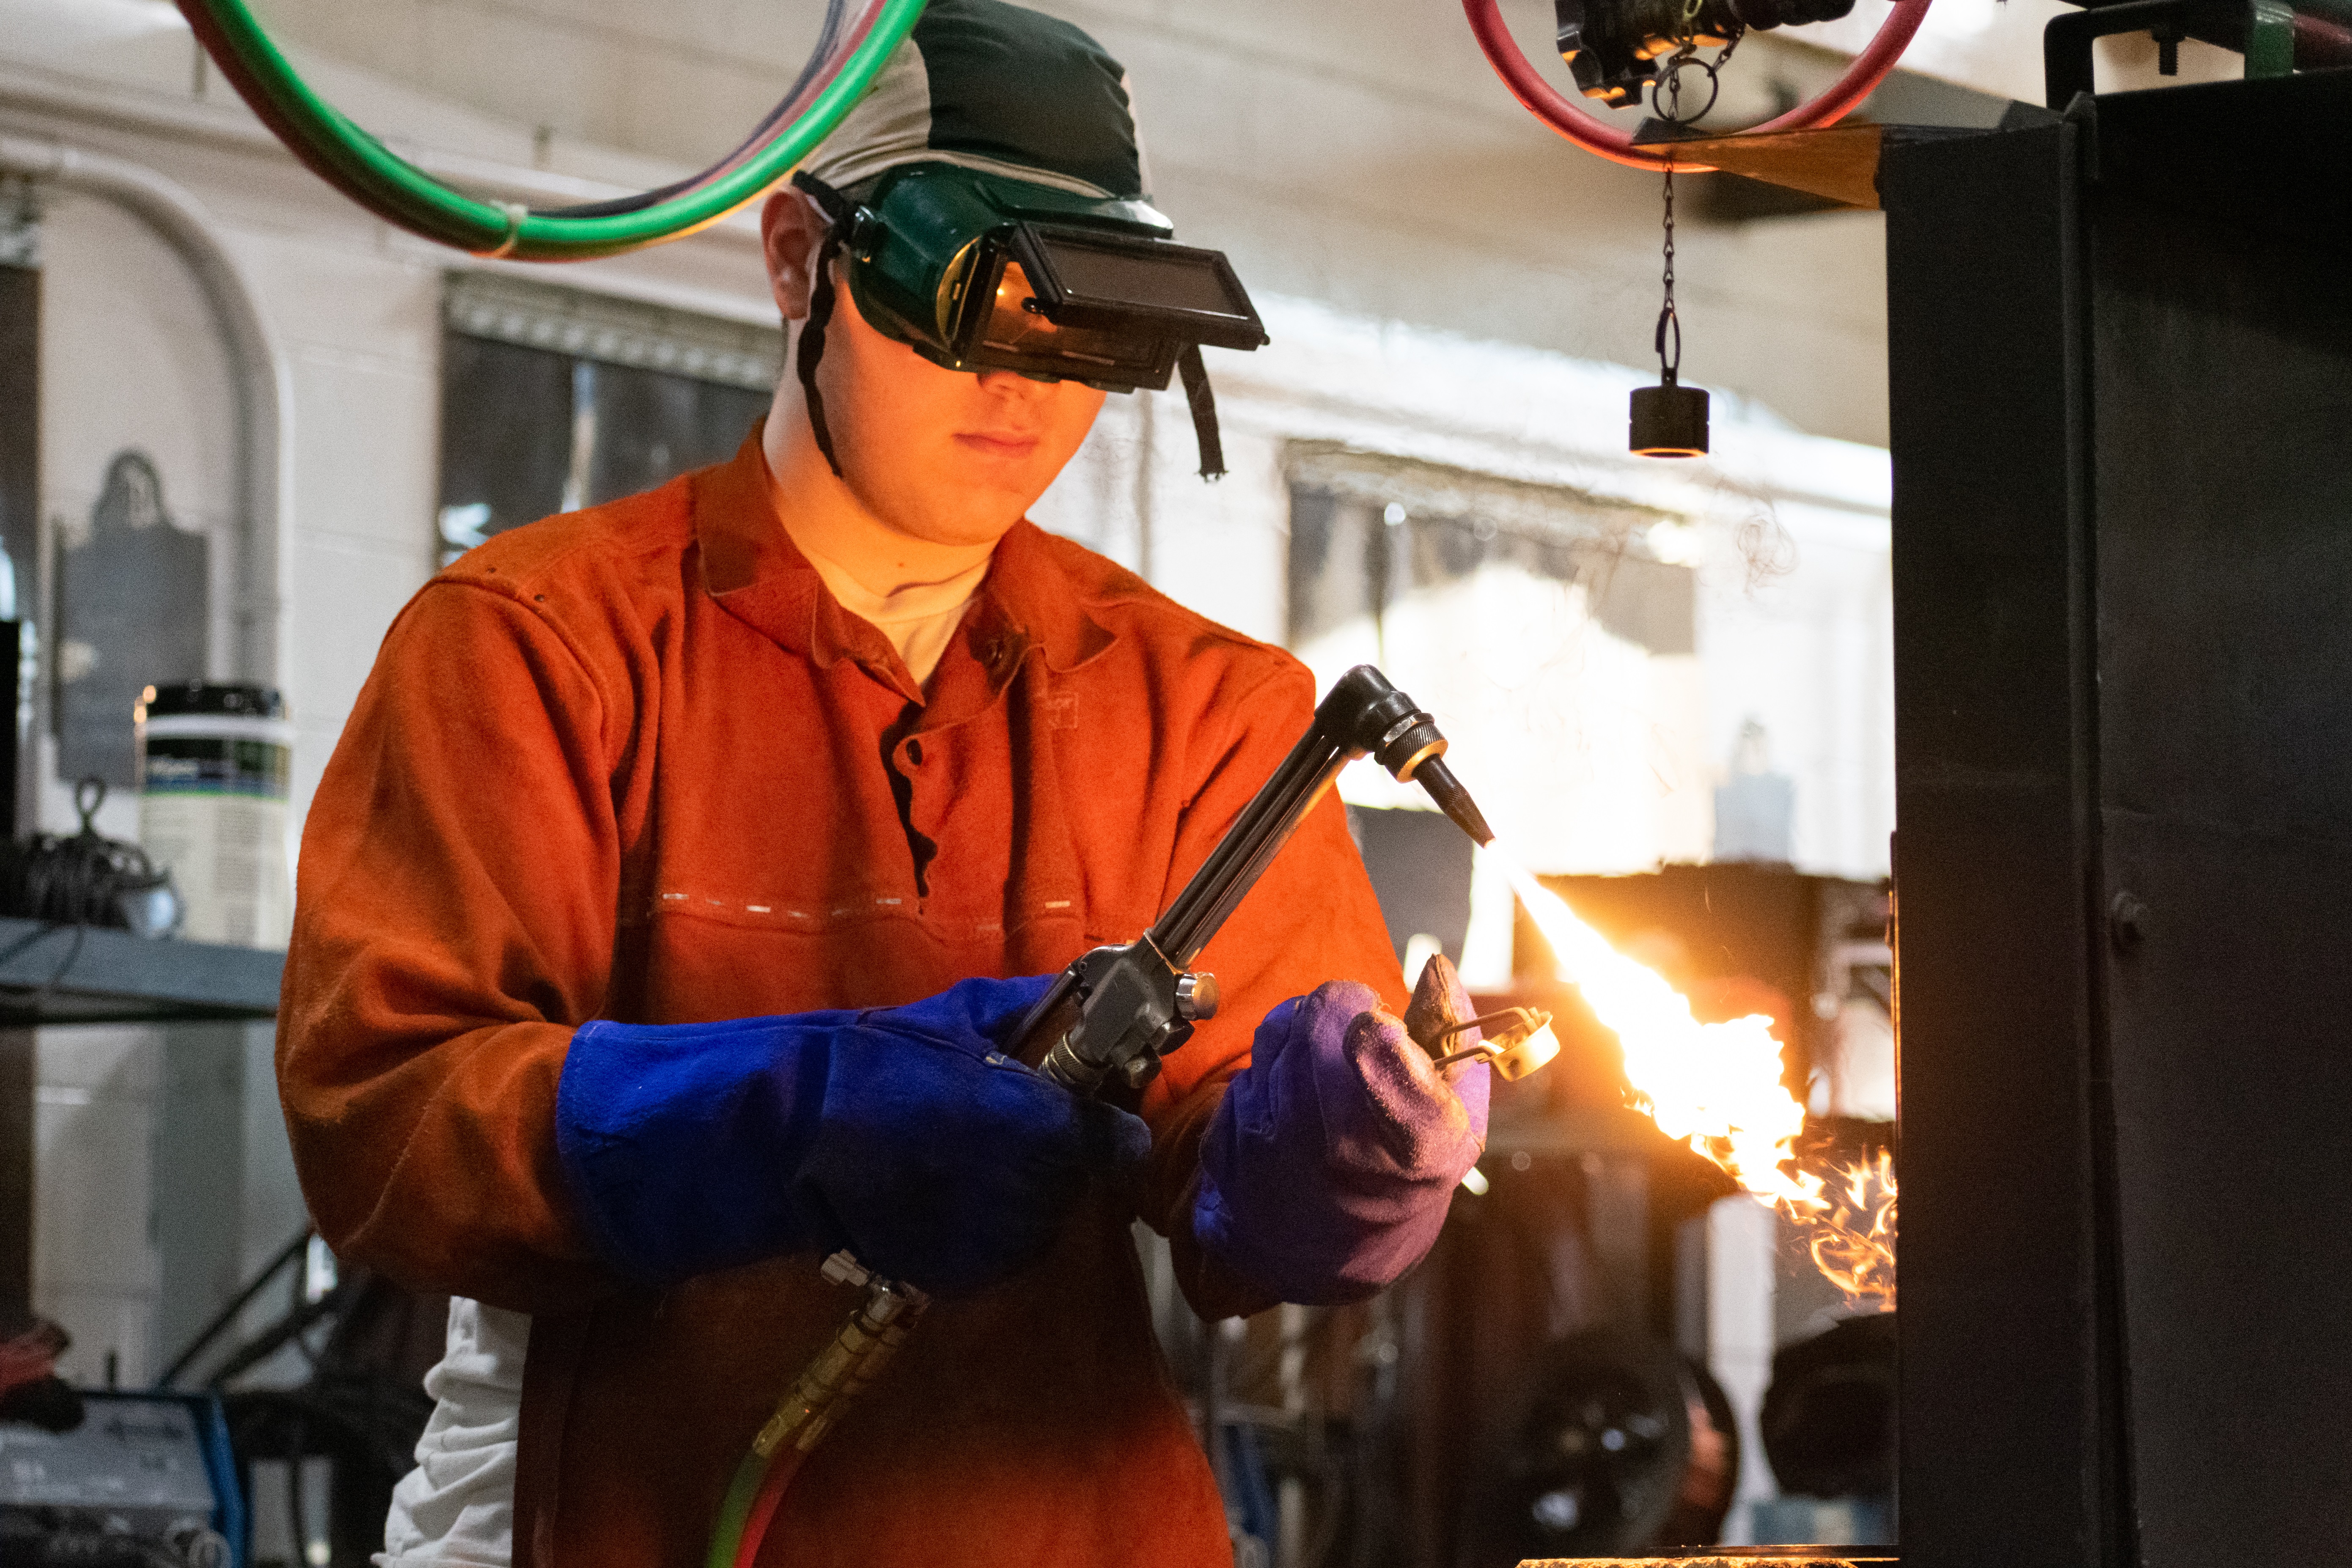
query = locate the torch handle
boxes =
[1150,728,1350,968]
[1010,969,1085,1075]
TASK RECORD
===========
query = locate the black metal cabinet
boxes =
[1885,72,2352,1568]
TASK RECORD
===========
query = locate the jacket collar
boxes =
[695,428,1116,691]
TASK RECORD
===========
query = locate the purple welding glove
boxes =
[1192,974,1490,1306]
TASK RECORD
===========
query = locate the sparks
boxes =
[1504,860,1896,1310]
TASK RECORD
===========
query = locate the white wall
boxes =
[33,1027,159,1386]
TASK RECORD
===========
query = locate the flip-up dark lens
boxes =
[975,262,1143,368]
[1016,227,1267,352]
[956,254,1178,389]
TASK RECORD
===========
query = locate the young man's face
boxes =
[762,190,1107,550]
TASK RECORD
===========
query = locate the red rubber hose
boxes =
[1462,0,1937,171]
[729,1446,810,1568]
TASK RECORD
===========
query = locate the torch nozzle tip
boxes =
[1415,759,1495,847]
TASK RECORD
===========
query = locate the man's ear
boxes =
[762,189,829,323]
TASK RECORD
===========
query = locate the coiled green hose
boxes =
[174,0,925,260]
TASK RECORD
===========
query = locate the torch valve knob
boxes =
[1175,971,1220,1022]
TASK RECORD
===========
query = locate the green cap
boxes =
[805,0,1152,201]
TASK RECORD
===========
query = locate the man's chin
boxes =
[860,491,1032,551]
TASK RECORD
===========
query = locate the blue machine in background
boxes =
[0,1391,245,1568]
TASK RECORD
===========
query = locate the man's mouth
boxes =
[954,431,1041,459]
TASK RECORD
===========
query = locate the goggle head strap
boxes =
[795,225,847,479]
[791,170,882,257]
[786,172,879,480]
[1178,346,1225,482]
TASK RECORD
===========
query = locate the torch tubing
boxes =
[1152,664,1489,967]
[1151,729,1350,968]
[704,1258,925,1568]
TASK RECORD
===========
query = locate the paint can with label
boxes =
[136,681,292,948]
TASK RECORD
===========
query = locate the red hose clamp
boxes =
[1462,0,1937,171]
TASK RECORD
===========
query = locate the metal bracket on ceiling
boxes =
[2043,0,2303,110]
[1627,122,1979,211]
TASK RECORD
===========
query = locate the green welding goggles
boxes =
[791,162,1267,477]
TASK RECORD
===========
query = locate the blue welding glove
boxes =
[1192,976,1489,1306]
[555,975,1151,1298]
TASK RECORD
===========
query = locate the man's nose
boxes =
[973,367,1061,398]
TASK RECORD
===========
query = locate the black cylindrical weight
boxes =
[1630,380,1710,457]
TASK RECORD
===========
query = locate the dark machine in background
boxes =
[1762,1311,1895,1506]
[159,1232,444,1568]
[1885,71,2352,1568]
[1410,864,1886,1565]
[1187,854,1891,1566]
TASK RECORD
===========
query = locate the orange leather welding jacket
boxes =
[277,433,1407,1568]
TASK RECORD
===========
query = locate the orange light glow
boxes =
[1504,860,1896,1310]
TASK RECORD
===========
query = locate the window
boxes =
[436,273,782,564]
[1287,447,1694,661]
[1286,443,1709,877]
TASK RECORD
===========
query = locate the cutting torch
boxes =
[706,664,1517,1568]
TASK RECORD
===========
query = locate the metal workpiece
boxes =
[1426,1007,1561,1081]
[1407,949,1560,1079]
[1404,952,1562,1091]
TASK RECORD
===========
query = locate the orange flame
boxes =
[1503,861,1896,1310]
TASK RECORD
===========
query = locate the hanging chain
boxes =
[1656,157,1680,385]
[1655,43,1684,389]
[1648,19,1740,124]
[1645,21,1734,389]
[1643,6,1748,392]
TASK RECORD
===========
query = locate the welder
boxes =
[275,3,1491,1565]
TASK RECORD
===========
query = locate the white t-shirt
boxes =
[379,1297,530,1567]
[793,539,989,688]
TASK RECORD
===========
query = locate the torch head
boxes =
[1316,666,1497,847]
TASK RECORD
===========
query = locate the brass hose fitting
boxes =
[750,1252,930,1459]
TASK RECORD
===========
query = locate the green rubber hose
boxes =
[705,1445,774,1568]
[175,0,924,260]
